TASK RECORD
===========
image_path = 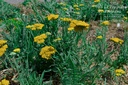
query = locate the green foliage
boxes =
[0,0,128,85]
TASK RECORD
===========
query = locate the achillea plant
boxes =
[0,79,10,85]
[68,27,74,31]
[26,23,44,30]
[74,12,80,15]
[69,20,89,32]
[63,8,68,11]
[0,45,8,57]
[98,9,104,13]
[46,32,51,35]
[39,46,56,60]
[47,14,59,20]
[13,48,20,53]
[101,21,110,26]
[94,0,100,3]
[73,4,79,8]
[123,17,128,20]
[79,4,84,6]
[0,40,7,46]
[115,69,125,76]
[53,38,61,42]
[59,2,66,6]
[97,35,103,39]
[34,34,47,44]
[75,7,80,10]
[0,40,8,57]
[92,5,97,8]
[110,38,124,44]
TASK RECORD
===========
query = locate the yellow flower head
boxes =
[75,7,80,10]
[73,4,79,8]
[13,48,20,53]
[59,2,66,6]
[68,27,74,31]
[0,40,7,47]
[94,0,100,3]
[26,23,44,30]
[101,21,110,26]
[98,9,104,13]
[92,5,96,8]
[69,20,89,32]
[26,25,34,29]
[63,8,68,11]
[0,44,8,57]
[74,12,80,15]
[115,69,125,76]
[46,32,51,35]
[110,38,124,44]
[79,4,84,6]
[33,23,44,30]
[97,35,103,39]
[39,46,56,60]
[53,38,61,42]
[34,34,47,44]
[123,17,128,20]
[1,79,10,85]
[47,14,59,20]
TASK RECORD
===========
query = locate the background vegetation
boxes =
[0,0,128,85]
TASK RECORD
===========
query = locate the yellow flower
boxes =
[0,40,7,47]
[1,79,10,85]
[34,34,47,44]
[75,7,80,10]
[92,5,96,8]
[13,48,20,53]
[123,17,128,20]
[94,0,100,3]
[53,38,61,42]
[39,46,56,60]
[26,25,34,28]
[63,8,68,11]
[115,69,125,76]
[73,4,78,8]
[68,27,74,31]
[46,32,51,35]
[74,12,80,15]
[79,4,84,6]
[98,9,104,13]
[47,14,59,20]
[60,18,72,22]
[69,20,89,32]
[33,23,44,30]
[0,44,8,57]
[97,36,103,39]
[101,21,110,26]
[59,2,66,6]
[26,23,44,30]
[110,38,124,44]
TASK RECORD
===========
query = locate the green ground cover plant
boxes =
[0,0,128,85]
